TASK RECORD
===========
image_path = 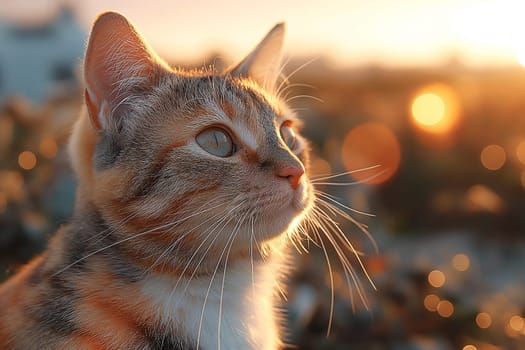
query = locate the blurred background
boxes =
[0,1,524,349]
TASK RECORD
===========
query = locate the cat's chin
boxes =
[291,181,311,211]
[256,182,312,241]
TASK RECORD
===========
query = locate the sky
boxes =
[1,0,524,68]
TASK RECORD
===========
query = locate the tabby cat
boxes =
[0,11,315,350]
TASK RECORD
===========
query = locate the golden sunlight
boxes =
[517,48,525,68]
[454,1,525,66]
[410,84,460,136]
[411,93,445,126]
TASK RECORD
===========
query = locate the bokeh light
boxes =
[423,294,440,312]
[475,312,492,329]
[410,84,460,136]
[508,315,524,332]
[464,185,504,213]
[341,122,401,185]
[463,346,477,350]
[0,171,24,202]
[480,145,506,170]
[452,253,470,271]
[38,137,58,159]
[18,151,37,170]
[428,270,446,288]
[436,300,454,318]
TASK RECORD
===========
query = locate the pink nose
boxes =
[277,165,305,189]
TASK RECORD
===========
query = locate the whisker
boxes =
[285,94,324,104]
[277,82,318,102]
[249,217,256,305]
[217,212,248,349]
[310,165,383,182]
[142,194,234,275]
[143,208,225,276]
[168,200,247,298]
[275,56,319,97]
[314,190,375,218]
[251,232,288,302]
[196,211,245,350]
[274,55,293,95]
[312,206,376,300]
[51,200,229,277]
[315,229,335,337]
[159,202,243,348]
[315,198,378,255]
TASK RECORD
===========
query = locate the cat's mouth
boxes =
[291,181,310,211]
[265,179,312,217]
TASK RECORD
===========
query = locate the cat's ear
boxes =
[229,23,285,91]
[84,11,168,132]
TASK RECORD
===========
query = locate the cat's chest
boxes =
[141,261,280,350]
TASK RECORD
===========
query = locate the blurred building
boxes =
[0,7,86,105]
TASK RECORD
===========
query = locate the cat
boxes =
[0,11,316,350]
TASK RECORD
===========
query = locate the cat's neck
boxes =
[140,249,286,350]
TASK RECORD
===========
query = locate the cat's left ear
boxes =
[84,11,169,133]
[229,23,285,91]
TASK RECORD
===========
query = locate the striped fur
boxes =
[0,12,313,350]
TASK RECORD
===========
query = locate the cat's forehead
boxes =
[173,74,291,127]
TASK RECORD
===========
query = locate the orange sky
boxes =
[1,0,524,68]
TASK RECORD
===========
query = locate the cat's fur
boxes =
[0,12,313,350]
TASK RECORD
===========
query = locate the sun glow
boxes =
[517,48,525,67]
[410,84,460,136]
[412,93,445,126]
[454,1,525,67]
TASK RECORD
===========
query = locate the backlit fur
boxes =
[0,12,315,350]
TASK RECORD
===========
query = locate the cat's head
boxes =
[70,12,313,265]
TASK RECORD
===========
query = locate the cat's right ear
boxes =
[84,12,167,132]
[229,23,285,91]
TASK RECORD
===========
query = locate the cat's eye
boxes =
[280,124,297,150]
[196,127,236,157]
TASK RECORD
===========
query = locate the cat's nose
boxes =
[277,164,304,189]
